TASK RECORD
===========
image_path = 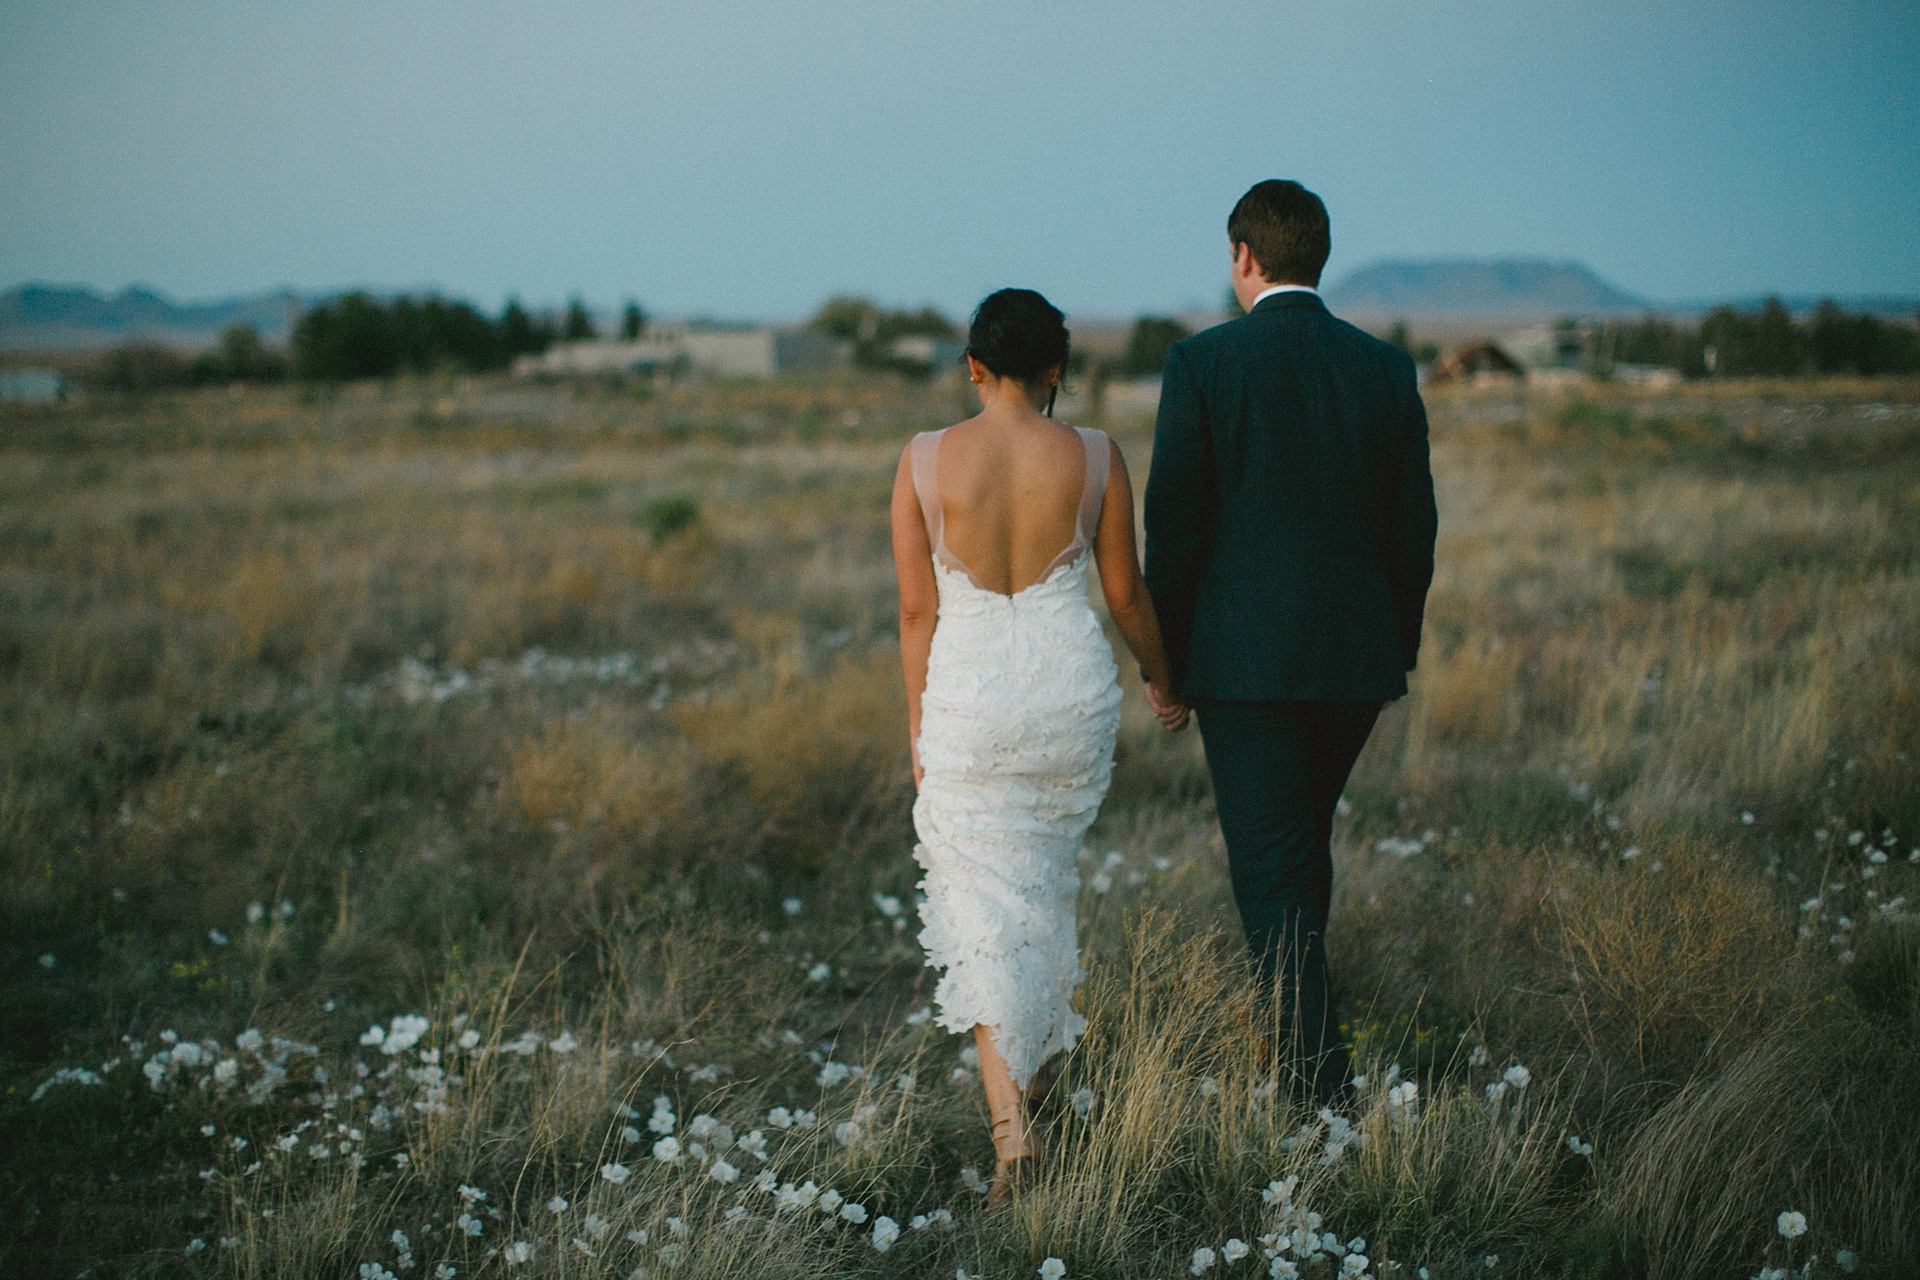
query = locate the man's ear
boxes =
[1232,241,1261,282]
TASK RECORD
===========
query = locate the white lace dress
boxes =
[907,426,1124,1088]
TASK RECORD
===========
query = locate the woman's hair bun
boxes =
[966,288,1069,383]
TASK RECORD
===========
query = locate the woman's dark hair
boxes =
[966,288,1070,386]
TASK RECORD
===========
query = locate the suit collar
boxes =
[1251,290,1328,315]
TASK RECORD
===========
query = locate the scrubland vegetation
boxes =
[2,372,1917,1278]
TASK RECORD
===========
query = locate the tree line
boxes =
[290,293,643,380]
[1604,298,1920,378]
[76,291,1917,393]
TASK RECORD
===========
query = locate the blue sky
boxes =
[1,0,1915,318]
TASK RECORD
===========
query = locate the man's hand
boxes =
[1144,680,1190,732]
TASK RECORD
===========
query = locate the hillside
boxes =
[1325,258,1648,318]
[0,284,298,350]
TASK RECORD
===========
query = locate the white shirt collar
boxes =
[1250,283,1321,309]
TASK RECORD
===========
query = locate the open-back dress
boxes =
[907,425,1124,1088]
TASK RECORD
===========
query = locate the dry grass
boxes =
[2,373,1918,1277]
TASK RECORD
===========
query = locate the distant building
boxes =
[1498,322,1586,371]
[1611,363,1682,388]
[887,335,967,371]
[513,323,849,379]
[1425,341,1526,386]
[0,368,65,402]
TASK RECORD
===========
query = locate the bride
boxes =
[891,288,1188,1198]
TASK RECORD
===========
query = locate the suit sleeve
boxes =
[1386,381,1438,672]
[1142,343,1216,691]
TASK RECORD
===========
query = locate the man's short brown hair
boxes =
[1228,180,1330,287]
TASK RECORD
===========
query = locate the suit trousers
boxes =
[1192,697,1382,1103]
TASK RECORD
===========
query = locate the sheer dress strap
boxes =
[909,429,964,575]
[1073,427,1111,548]
[1028,426,1109,579]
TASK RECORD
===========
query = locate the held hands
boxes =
[1144,680,1190,732]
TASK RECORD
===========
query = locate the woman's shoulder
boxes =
[902,426,949,460]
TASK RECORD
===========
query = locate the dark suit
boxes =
[1143,289,1436,1100]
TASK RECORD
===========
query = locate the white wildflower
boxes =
[380,1015,430,1056]
[1070,1086,1095,1119]
[652,1136,681,1163]
[549,1031,578,1054]
[503,1241,533,1264]
[1503,1064,1531,1089]
[602,1162,632,1184]
[1191,1245,1218,1274]
[1777,1210,1807,1239]
[1224,1238,1250,1261]
[782,897,803,915]
[1038,1260,1067,1280]
[1468,1044,1490,1066]
[806,962,832,983]
[709,1159,740,1184]
[547,1195,568,1213]
[1262,1175,1298,1206]
[840,1201,868,1224]
[455,1214,482,1237]
[873,893,903,917]
[817,1188,843,1212]
[960,1166,989,1195]
[1568,1135,1594,1156]
[457,1184,488,1205]
[766,1106,793,1129]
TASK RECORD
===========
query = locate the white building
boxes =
[0,368,64,402]
[513,324,848,379]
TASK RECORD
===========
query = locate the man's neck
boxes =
[1249,282,1320,310]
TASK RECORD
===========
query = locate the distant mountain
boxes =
[0,284,300,351]
[1325,259,1648,319]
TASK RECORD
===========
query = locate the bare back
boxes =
[911,420,1108,596]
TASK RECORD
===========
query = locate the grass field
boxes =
[3,371,1917,1279]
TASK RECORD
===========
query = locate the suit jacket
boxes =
[1143,290,1437,702]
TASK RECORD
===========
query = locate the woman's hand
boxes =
[1144,681,1189,732]
[911,738,925,789]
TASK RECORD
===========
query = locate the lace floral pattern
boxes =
[912,552,1122,1088]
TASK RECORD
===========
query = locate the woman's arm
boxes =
[891,448,939,784]
[1092,439,1189,731]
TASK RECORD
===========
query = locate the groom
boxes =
[1143,180,1437,1102]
